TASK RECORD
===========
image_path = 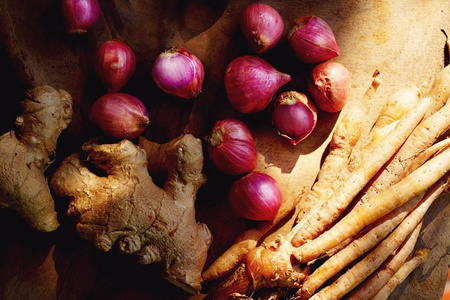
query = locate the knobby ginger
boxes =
[0,86,73,232]
[50,134,212,294]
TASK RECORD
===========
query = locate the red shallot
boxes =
[224,56,291,114]
[240,3,284,53]
[307,61,351,112]
[151,46,204,99]
[288,16,339,64]
[90,93,150,140]
[61,0,100,34]
[206,119,258,176]
[95,40,136,93]
[272,91,317,145]
[229,172,282,221]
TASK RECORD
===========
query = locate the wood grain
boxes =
[0,0,449,299]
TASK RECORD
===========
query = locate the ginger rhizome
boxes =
[0,86,73,232]
[50,134,212,294]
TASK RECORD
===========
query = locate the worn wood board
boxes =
[0,0,449,299]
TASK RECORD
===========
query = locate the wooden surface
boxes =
[0,0,449,299]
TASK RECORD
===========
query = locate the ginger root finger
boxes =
[50,134,212,294]
[0,86,73,232]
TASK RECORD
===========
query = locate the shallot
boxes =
[90,93,150,140]
[288,15,339,63]
[307,61,351,112]
[61,0,100,34]
[95,40,136,93]
[224,56,291,114]
[272,91,317,145]
[240,3,284,53]
[152,46,204,99]
[229,172,282,221]
[206,119,258,176]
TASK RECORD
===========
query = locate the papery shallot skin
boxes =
[240,3,284,53]
[62,0,100,34]
[288,15,340,64]
[152,47,204,99]
[224,56,291,114]
[307,61,351,112]
[95,40,136,93]
[228,171,282,221]
[90,93,150,140]
[206,118,258,176]
[272,91,318,145]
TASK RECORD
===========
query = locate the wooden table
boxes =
[0,1,449,299]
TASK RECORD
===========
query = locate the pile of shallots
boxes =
[61,0,349,223]
[206,3,351,221]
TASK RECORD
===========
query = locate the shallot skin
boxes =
[240,3,284,53]
[90,93,150,140]
[152,47,204,99]
[224,56,291,114]
[307,61,351,112]
[288,16,340,64]
[272,91,318,145]
[62,0,100,34]
[95,40,136,93]
[228,172,283,221]
[206,119,258,176]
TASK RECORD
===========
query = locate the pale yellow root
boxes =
[202,229,261,281]
[371,249,429,300]
[346,85,421,174]
[307,173,446,300]
[343,70,384,157]
[293,146,450,264]
[346,220,424,300]
[330,138,450,255]
[359,97,450,203]
[292,72,382,228]
[314,139,450,283]
[306,223,420,300]
[290,97,432,247]
[298,191,424,299]
[402,138,450,175]
[370,86,422,132]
